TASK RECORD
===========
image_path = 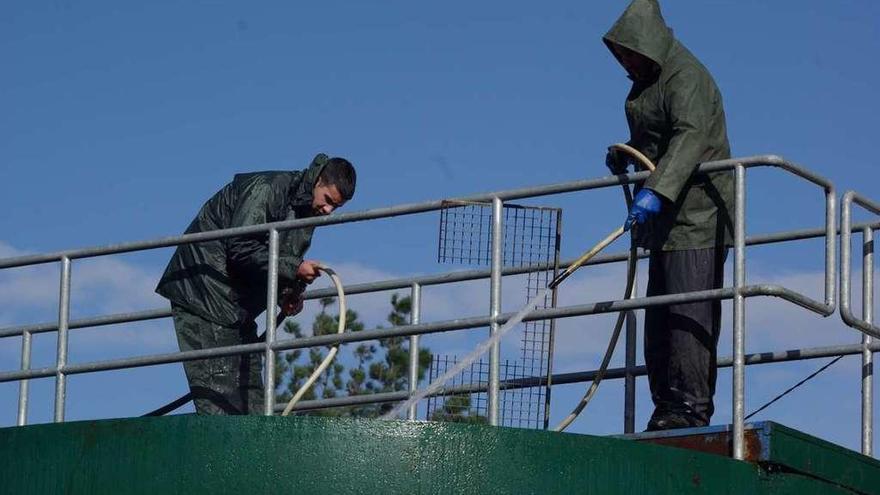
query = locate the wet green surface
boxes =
[763,423,880,495]
[0,415,870,494]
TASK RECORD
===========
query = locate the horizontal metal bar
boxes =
[304,221,872,300]
[0,155,832,270]
[0,309,171,339]
[7,218,875,341]
[284,342,876,412]
[741,284,834,317]
[0,288,736,382]
[546,342,873,386]
[0,283,835,384]
[0,173,651,269]
[744,221,880,248]
[699,154,834,190]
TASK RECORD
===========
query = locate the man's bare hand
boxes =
[296,260,323,284]
[280,290,305,316]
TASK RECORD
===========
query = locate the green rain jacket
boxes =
[155,154,329,326]
[604,0,733,251]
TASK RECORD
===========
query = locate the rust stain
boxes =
[634,430,763,461]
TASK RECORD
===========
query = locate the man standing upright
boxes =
[603,0,733,430]
[155,153,356,415]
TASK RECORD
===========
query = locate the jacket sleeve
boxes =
[643,65,714,203]
[226,179,301,290]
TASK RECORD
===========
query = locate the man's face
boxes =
[311,178,345,216]
[613,44,656,82]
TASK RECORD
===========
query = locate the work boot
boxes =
[645,410,707,432]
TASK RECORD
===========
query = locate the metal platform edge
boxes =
[616,421,880,494]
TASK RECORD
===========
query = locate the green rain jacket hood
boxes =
[604,0,733,251]
[156,154,330,326]
[604,0,673,72]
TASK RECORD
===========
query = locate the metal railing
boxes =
[2,154,876,461]
[840,191,880,456]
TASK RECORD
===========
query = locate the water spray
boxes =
[384,143,655,428]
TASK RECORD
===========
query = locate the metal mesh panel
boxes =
[425,356,490,424]
[437,201,492,265]
[432,202,560,428]
[425,357,547,428]
[438,201,559,268]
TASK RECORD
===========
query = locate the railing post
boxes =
[407,282,422,421]
[543,208,562,430]
[54,256,72,422]
[826,187,837,310]
[264,229,279,416]
[863,226,874,456]
[733,165,746,459]
[488,197,503,426]
[17,328,33,425]
[624,270,638,434]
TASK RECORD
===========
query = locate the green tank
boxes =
[1,416,877,494]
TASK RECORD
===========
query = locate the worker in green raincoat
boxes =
[155,153,356,414]
[603,0,733,430]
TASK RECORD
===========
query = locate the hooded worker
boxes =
[155,153,356,415]
[603,0,733,430]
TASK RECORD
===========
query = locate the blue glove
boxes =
[605,150,629,175]
[624,188,662,231]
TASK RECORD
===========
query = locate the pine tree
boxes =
[274,293,432,418]
[428,394,488,424]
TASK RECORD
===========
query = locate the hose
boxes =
[552,143,655,431]
[384,143,657,424]
[281,265,346,416]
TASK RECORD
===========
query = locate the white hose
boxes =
[281,265,346,416]
[552,143,656,431]
[290,144,653,425]
[552,243,637,431]
[385,143,656,428]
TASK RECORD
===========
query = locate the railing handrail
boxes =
[0,154,840,343]
[0,282,846,386]
[840,191,880,337]
[0,155,830,271]
[838,189,878,456]
[6,220,879,341]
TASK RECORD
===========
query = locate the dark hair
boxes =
[319,157,357,201]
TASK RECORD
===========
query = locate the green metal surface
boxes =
[0,415,868,494]
[624,421,880,494]
[764,422,880,495]
[759,471,858,495]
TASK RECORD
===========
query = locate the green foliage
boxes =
[428,394,489,425]
[274,293,433,418]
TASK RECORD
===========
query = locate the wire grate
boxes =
[432,202,561,428]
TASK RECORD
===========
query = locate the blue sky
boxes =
[2,0,879,453]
